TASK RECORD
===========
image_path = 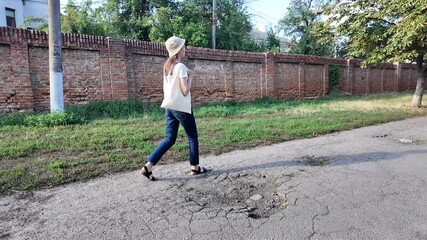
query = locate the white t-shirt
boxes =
[160,62,192,114]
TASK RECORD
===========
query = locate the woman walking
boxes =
[140,36,207,181]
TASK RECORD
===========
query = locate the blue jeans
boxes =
[147,109,199,166]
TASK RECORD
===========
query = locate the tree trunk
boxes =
[411,55,426,107]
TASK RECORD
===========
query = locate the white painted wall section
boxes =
[0,0,48,28]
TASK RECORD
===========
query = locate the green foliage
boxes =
[61,0,107,36]
[318,0,427,106]
[20,17,48,31]
[328,64,340,92]
[319,0,427,65]
[149,0,258,51]
[47,161,68,171]
[60,0,174,39]
[65,100,164,121]
[0,113,27,127]
[197,105,233,117]
[264,27,281,52]
[149,1,210,47]
[1,93,426,194]
[215,0,255,51]
[0,100,164,128]
[0,112,85,127]
[334,39,349,58]
[149,7,182,44]
[97,0,175,40]
[24,112,86,127]
[59,0,259,51]
[178,0,212,47]
[279,0,334,56]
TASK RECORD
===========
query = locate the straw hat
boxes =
[165,36,186,57]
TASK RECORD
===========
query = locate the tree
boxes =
[279,0,333,56]
[216,0,254,51]
[62,0,106,36]
[57,0,258,51]
[59,0,175,40]
[98,0,175,40]
[319,0,427,107]
[265,27,281,52]
[149,0,210,47]
[149,0,258,51]
[20,17,48,31]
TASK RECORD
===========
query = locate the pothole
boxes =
[179,172,288,219]
[298,155,330,166]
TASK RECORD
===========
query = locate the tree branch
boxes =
[365,17,395,26]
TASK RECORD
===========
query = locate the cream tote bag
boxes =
[160,63,192,114]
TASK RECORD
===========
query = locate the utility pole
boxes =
[212,0,217,49]
[48,0,64,112]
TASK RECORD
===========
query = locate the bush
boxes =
[24,112,86,127]
[0,100,165,127]
[329,64,341,92]
[65,100,163,120]
[0,113,27,127]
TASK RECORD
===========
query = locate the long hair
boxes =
[164,55,178,75]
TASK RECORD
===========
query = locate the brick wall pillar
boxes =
[9,28,34,112]
[225,61,234,100]
[298,62,305,98]
[107,37,128,100]
[264,52,276,98]
[381,67,385,92]
[99,44,112,100]
[346,59,355,94]
[323,64,329,95]
[366,66,371,95]
[394,62,401,92]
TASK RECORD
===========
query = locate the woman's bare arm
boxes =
[180,69,193,96]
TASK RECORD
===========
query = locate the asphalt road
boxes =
[1,116,427,240]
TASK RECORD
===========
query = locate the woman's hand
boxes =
[187,69,194,79]
[187,69,193,87]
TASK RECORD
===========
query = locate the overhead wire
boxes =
[247,6,283,23]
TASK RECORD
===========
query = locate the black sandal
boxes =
[140,166,156,181]
[191,166,207,175]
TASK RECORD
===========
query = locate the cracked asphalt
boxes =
[1,116,427,240]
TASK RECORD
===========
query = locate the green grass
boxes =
[1,92,426,194]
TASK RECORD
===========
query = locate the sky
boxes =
[246,0,290,32]
[59,0,291,33]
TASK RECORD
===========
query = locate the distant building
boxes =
[0,0,48,28]
[250,28,291,53]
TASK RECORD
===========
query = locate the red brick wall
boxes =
[0,44,11,112]
[0,27,418,113]
[275,63,300,98]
